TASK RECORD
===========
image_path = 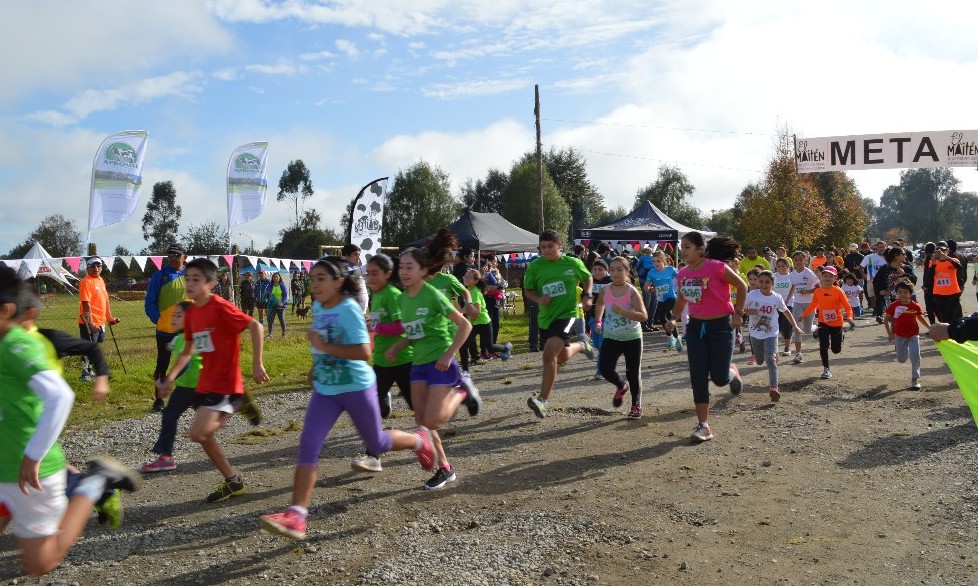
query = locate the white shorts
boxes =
[0,469,68,538]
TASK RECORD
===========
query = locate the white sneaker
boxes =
[792,352,803,364]
[691,422,713,442]
[351,455,383,473]
[821,368,832,379]
[910,378,921,390]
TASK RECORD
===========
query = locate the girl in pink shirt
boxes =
[666,233,748,442]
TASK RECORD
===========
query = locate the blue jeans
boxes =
[749,335,779,387]
[152,386,197,457]
[267,306,286,335]
[642,286,658,328]
[685,316,734,404]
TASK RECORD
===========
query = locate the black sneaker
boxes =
[206,477,246,503]
[459,378,482,417]
[379,391,392,418]
[152,397,165,412]
[84,456,141,493]
[423,467,457,491]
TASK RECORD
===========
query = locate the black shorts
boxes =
[256,302,268,310]
[191,392,245,413]
[241,301,254,312]
[541,318,577,346]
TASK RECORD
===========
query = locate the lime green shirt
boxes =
[169,334,202,388]
[399,283,457,364]
[370,284,414,367]
[468,286,491,325]
[524,255,591,329]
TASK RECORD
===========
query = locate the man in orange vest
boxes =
[931,241,963,323]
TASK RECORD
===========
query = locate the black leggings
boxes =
[374,363,413,411]
[598,337,643,406]
[461,323,507,370]
[817,324,843,368]
[154,331,177,381]
[652,298,678,338]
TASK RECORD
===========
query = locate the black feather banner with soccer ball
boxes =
[348,177,388,260]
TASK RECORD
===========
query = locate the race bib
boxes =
[542,281,567,297]
[605,313,631,333]
[592,283,607,296]
[936,276,952,287]
[655,283,670,296]
[192,331,215,353]
[893,306,907,320]
[369,311,381,330]
[822,309,838,323]
[680,284,703,304]
[404,319,425,340]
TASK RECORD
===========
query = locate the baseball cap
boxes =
[821,265,838,275]
[166,242,187,256]
[86,257,103,267]
[849,243,858,251]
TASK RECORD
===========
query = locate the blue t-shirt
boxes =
[646,266,679,300]
[310,297,375,395]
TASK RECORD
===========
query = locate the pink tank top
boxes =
[677,258,735,317]
[602,284,641,340]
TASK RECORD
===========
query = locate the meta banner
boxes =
[795,130,978,173]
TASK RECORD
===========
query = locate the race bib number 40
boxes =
[404,319,425,340]
[542,281,567,297]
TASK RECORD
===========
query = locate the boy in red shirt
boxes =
[801,266,853,380]
[884,280,929,390]
[156,259,270,503]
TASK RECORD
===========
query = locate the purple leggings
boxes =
[296,384,392,467]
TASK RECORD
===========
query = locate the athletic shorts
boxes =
[410,358,463,388]
[191,392,245,414]
[541,318,577,346]
[0,469,67,538]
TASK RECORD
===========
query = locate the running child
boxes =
[258,258,437,540]
[744,267,762,365]
[772,257,796,356]
[462,268,513,367]
[789,251,820,364]
[594,257,648,418]
[524,229,595,418]
[745,270,804,402]
[384,248,477,490]
[587,259,612,379]
[0,266,139,576]
[801,266,853,380]
[884,280,929,390]
[840,271,863,329]
[142,301,201,473]
[156,258,270,503]
[728,256,747,354]
[665,233,747,442]
[646,250,681,350]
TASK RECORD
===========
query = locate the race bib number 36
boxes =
[404,320,425,340]
[192,331,215,353]
[542,281,567,297]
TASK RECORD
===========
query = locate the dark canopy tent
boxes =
[575,201,716,245]
[402,210,539,252]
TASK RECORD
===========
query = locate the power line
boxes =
[542,118,776,137]
[546,144,763,173]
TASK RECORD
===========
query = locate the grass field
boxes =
[34,291,532,428]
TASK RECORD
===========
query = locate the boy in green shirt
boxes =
[523,230,595,417]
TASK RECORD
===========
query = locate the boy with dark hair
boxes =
[0,266,139,576]
[884,280,929,390]
[523,229,595,417]
[156,258,270,503]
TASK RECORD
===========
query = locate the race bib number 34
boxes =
[542,281,567,297]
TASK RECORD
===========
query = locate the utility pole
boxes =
[535,84,544,234]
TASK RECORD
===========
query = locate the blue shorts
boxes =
[410,358,463,388]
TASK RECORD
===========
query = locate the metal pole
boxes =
[535,84,544,234]
[107,323,128,374]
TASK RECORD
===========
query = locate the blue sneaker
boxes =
[667,336,676,350]
[675,336,685,353]
[500,342,513,361]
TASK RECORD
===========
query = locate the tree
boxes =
[810,172,867,247]
[113,245,131,256]
[894,168,964,242]
[182,221,227,254]
[961,193,978,242]
[4,214,83,259]
[141,181,181,254]
[384,161,459,246]
[860,197,879,239]
[277,160,315,229]
[738,134,827,250]
[543,147,604,235]
[704,207,741,241]
[501,154,571,241]
[874,185,903,239]
[633,165,702,228]
[459,168,509,214]
[275,209,342,258]
[592,205,628,227]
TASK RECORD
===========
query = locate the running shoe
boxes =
[627,405,643,419]
[579,334,596,360]
[240,389,262,426]
[414,427,437,471]
[152,397,165,412]
[910,378,921,390]
[79,370,93,383]
[500,342,513,361]
[612,381,629,408]
[876,315,885,324]
[746,355,756,366]
[527,395,548,418]
[206,477,245,503]
[667,336,676,350]
[728,363,742,396]
[259,509,307,541]
[84,456,141,494]
[848,320,856,332]
[781,349,792,356]
[691,422,713,442]
[458,378,482,417]
[351,455,383,473]
[821,368,832,380]
[95,489,123,529]
[379,391,392,419]
[769,386,781,403]
[141,455,176,473]
[593,372,603,380]
[423,467,457,491]
[792,352,803,364]
[675,336,685,353]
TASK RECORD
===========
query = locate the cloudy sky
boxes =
[2,0,977,256]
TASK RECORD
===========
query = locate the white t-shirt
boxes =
[841,283,862,309]
[773,272,794,305]
[745,289,788,340]
[789,268,819,304]
[860,253,886,280]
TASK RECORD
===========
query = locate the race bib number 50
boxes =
[542,281,567,297]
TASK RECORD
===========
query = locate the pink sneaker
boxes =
[259,509,307,540]
[141,455,176,473]
[769,387,781,402]
[612,381,629,408]
[414,427,437,471]
[746,356,756,366]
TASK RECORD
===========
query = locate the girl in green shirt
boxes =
[461,268,513,374]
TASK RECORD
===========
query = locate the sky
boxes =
[2,0,978,257]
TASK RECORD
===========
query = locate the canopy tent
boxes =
[575,201,716,249]
[20,242,78,289]
[402,210,539,252]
